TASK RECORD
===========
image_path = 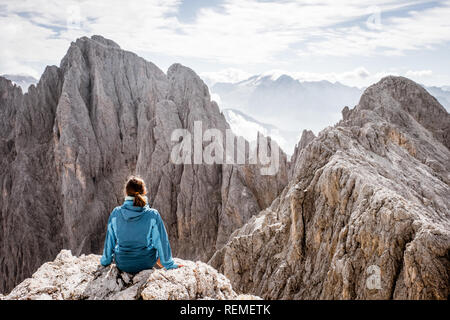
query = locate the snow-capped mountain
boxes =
[211,74,363,134]
[211,74,362,154]
[210,73,450,155]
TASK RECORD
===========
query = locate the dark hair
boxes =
[125,176,147,207]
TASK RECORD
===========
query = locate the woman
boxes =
[100,176,182,273]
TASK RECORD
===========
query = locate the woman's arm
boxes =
[151,211,179,269]
[155,258,183,269]
[100,210,117,266]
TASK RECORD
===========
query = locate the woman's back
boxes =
[115,201,152,251]
[100,176,179,273]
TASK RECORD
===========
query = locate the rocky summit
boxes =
[0,250,259,300]
[0,35,287,294]
[210,76,450,300]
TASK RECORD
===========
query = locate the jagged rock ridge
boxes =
[1,250,260,300]
[0,74,38,93]
[210,76,450,299]
[0,35,287,294]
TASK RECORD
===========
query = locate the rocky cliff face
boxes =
[1,250,259,300]
[0,35,287,294]
[289,129,315,179]
[209,76,450,299]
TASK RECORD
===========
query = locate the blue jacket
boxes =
[100,197,178,273]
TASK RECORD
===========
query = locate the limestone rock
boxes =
[210,76,450,300]
[0,74,38,93]
[1,250,259,300]
[289,129,315,178]
[0,35,287,293]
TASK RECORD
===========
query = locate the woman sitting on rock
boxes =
[100,176,182,273]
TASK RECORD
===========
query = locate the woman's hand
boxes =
[156,258,183,269]
[94,264,109,277]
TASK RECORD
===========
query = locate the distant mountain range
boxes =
[210,74,450,155]
[211,75,361,133]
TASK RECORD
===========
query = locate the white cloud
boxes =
[206,66,443,88]
[200,68,253,85]
[298,3,450,57]
[168,0,438,64]
[0,14,69,78]
[1,0,450,86]
[202,66,376,87]
[0,0,181,77]
[405,70,433,77]
[256,67,373,87]
[210,92,222,105]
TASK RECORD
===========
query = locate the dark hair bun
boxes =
[125,176,147,207]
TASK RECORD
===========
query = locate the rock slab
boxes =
[1,249,259,300]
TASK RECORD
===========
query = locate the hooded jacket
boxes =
[100,196,178,273]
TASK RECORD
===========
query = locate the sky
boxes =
[1,0,450,88]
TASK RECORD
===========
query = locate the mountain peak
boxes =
[167,63,201,81]
[355,75,450,148]
[77,35,121,49]
[167,62,211,105]
[60,35,124,73]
